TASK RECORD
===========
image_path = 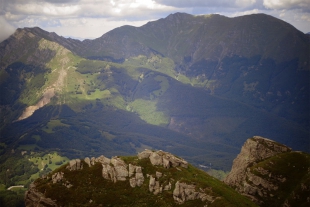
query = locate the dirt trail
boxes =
[17,68,67,121]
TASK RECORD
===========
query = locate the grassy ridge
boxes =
[33,156,257,207]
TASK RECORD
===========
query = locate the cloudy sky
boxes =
[1,0,310,42]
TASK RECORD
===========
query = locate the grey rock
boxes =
[95,155,111,165]
[173,181,203,204]
[67,159,83,171]
[25,183,58,207]
[135,167,144,187]
[129,177,136,188]
[128,164,136,177]
[102,164,117,183]
[149,175,156,192]
[137,149,152,159]
[111,157,128,181]
[149,152,163,166]
[90,157,96,165]
[52,172,64,184]
[156,171,162,178]
[164,182,172,191]
[84,157,91,167]
[224,136,292,205]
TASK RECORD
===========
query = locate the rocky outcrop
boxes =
[224,136,310,206]
[128,165,144,187]
[138,149,188,168]
[101,156,129,182]
[224,136,291,190]
[66,159,83,171]
[24,150,236,206]
[173,181,216,204]
[52,172,64,184]
[25,183,58,207]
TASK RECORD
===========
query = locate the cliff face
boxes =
[224,136,310,206]
[25,150,256,207]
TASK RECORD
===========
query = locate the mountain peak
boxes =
[225,136,309,206]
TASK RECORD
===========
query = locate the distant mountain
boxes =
[0,13,309,200]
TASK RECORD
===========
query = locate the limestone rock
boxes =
[111,157,128,181]
[135,166,144,187]
[149,152,163,166]
[90,157,96,165]
[25,183,58,207]
[95,155,111,165]
[102,164,117,183]
[84,157,91,167]
[67,159,83,171]
[129,177,137,188]
[164,182,172,191]
[139,149,188,169]
[128,164,136,177]
[156,171,162,178]
[137,149,152,159]
[149,175,156,192]
[173,181,201,204]
[224,136,292,205]
[52,172,64,184]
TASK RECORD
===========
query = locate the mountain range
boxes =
[0,12,309,206]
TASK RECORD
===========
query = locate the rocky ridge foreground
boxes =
[224,136,310,207]
[24,149,256,207]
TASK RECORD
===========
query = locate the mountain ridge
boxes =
[0,13,309,205]
[24,137,310,207]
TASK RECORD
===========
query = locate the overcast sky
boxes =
[1,0,310,42]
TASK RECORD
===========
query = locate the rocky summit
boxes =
[224,136,310,207]
[25,150,256,207]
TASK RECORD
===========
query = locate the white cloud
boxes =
[0,16,16,42]
[263,0,310,11]
[46,17,150,39]
[0,0,309,41]
[230,8,260,17]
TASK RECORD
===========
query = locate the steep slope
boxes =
[224,136,310,206]
[76,13,310,126]
[78,13,309,69]
[25,150,257,207]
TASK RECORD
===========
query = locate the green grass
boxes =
[42,119,70,133]
[249,152,310,207]
[33,155,257,207]
[129,99,170,126]
[29,152,69,171]
[0,184,6,191]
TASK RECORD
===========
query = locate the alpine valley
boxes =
[0,12,309,206]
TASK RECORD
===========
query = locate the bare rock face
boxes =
[149,175,162,195]
[111,157,128,181]
[138,150,188,169]
[224,136,291,189]
[25,183,58,207]
[84,157,91,167]
[67,159,83,171]
[137,149,152,159]
[52,172,64,184]
[224,136,292,204]
[173,181,214,204]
